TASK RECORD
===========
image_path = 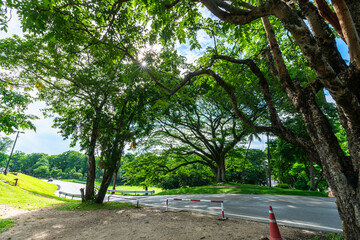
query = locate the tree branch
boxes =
[313,0,343,38]
[331,0,360,67]
[165,0,181,9]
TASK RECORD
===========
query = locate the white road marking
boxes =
[225,212,343,233]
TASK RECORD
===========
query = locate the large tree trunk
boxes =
[112,158,122,190]
[297,95,360,239]
[259,6,360,237]
[85,120,99,201]
[216,157,226,182]
[95,135,124,204]
[85,153,96,200]
[112,170,118,190]
[320,156,360,240]
[94,168,115,204]
[196,0,360,237]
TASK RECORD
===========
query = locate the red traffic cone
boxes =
[268,206,285,240]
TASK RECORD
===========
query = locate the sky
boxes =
[0,9,349,155]
[1,12,81,155]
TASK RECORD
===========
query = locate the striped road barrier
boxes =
[108,195,139,207]
[165,198,228,220]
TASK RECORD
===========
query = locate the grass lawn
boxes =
[0,173,58,198]
[0,218,16,233]
[112,185,162,194]
[93,180,162,194]
[0,180,64,209]
[157,183,328,197]
[308,233,344,240]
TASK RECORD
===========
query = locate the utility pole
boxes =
[4,131,24,175]
[267,132,272,187]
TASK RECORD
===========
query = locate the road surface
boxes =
[131,194,342,233]
[52,180,342,232]
[49,180,85,197]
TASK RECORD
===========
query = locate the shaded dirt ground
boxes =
[1,205,325,240]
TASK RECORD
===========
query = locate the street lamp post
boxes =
[4,131,24,175]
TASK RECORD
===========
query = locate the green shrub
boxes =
[158,172,212,190]
[293,176,309,190]
[276,183,289,189]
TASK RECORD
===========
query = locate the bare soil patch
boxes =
[1,205,324,240]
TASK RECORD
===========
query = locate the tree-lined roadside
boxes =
[1,0,359,238]
[0,172,342,238]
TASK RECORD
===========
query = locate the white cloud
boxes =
[2,100,80,155]
[1,13,80,155]
[1,11,23,39]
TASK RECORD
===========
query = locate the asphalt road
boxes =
[129,194,342,233]
[52,181,342,233]
[48,180,85,198]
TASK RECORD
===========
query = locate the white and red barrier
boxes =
[164,198,228,220]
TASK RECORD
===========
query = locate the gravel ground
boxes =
[0,205,324,240]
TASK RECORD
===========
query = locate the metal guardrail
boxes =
[106,189,155,195]
[58,191,82,199]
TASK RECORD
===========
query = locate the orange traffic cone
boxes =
[328,188,334,198]
[268,206,285,240]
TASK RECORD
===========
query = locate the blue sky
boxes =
[1,11,349,155]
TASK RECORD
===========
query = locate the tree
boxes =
[0,151,8,168]
[49,168,62,178]
[271,138,326,191]
[0,79,37,134]
[19,153,47,174]
[8,0,360,237]
[94,79,158,203]
[148,89,253,182]
[0,34,161,203]
[123,153,214,189]
[243,149,267,185]
[0,34,139,200]
[226,148,267,185]
[153,2,360,237]
[0,0,12,31]
[0,136,12,152]
[32,165,49,177]
[239,133,261,183]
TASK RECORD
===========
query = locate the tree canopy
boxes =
[1,0,359,238]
